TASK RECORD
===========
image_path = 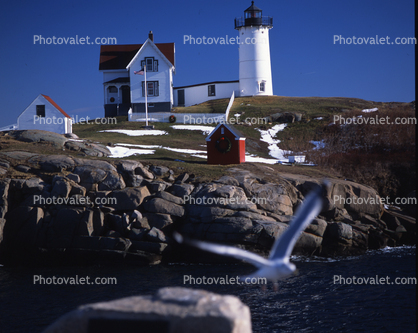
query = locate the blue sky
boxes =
[0,0,415,128]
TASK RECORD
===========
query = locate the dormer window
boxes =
[141,57,158,72]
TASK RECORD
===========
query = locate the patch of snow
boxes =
[257,124,291,161]
[100,129,168,136]
[171,125,215,135]
[310,140,326,150]
[362,108,378,113]
[191,154,207,159]
[234,113,241,117]
[107,146,155,158]
[245,154,280,165]
[115,143,161,149]
[315,117,323,120]
[164,147,207,154]
[112,143,206,158]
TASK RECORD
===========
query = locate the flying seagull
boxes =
[174,181,328,283]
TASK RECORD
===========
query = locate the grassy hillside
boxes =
[60,96,416,197]
[74,96,380,161]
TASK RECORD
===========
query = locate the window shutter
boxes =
[154,60,158,72]
[155,82,159,96]
[142,82,145,97]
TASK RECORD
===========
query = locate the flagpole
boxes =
[144,65,148,127]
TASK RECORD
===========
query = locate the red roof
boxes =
[206,123,245,141]
[99,43,175,70]
[41,94,70,118]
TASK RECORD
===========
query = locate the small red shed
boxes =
[206,123,246,165]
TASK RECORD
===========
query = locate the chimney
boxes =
[148,31,154,42]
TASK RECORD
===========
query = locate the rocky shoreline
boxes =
[0,152,415,266]
[0,130,416,266]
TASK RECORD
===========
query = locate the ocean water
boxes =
[0,246,415,333]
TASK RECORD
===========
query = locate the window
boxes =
[208,84,216,96]
[142,81,159,97]
[141,57,158,72]
[36,105,45,117]
[108,86,118,93]
[146,58,153,71]
[259,81,265,92]
[245,11,261,19]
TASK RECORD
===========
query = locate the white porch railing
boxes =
[129,112,226,124]
[128,91,235,124]
[224,91,235,121]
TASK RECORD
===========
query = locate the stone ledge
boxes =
[42,287,252,333]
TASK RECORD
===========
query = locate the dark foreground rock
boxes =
[0,151,415,266]
[42,287,251,333]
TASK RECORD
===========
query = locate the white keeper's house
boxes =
[99,1,273,117]
[99,31,175,117]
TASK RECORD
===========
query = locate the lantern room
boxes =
[244,1,262,26]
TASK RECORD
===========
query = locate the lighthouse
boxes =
[235,1,273,96]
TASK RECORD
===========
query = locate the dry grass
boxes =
[1,96,414,199]
[172,98,230,113]
[307,105,416,198]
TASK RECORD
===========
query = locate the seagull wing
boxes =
[269,182,326,261]
[173,232,269,268]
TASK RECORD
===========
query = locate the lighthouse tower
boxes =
[235,1,273,96]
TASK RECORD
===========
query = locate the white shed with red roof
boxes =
[17,94,72,134]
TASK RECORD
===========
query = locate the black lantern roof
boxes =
[245,1,262,13]
[235,1,272,29]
